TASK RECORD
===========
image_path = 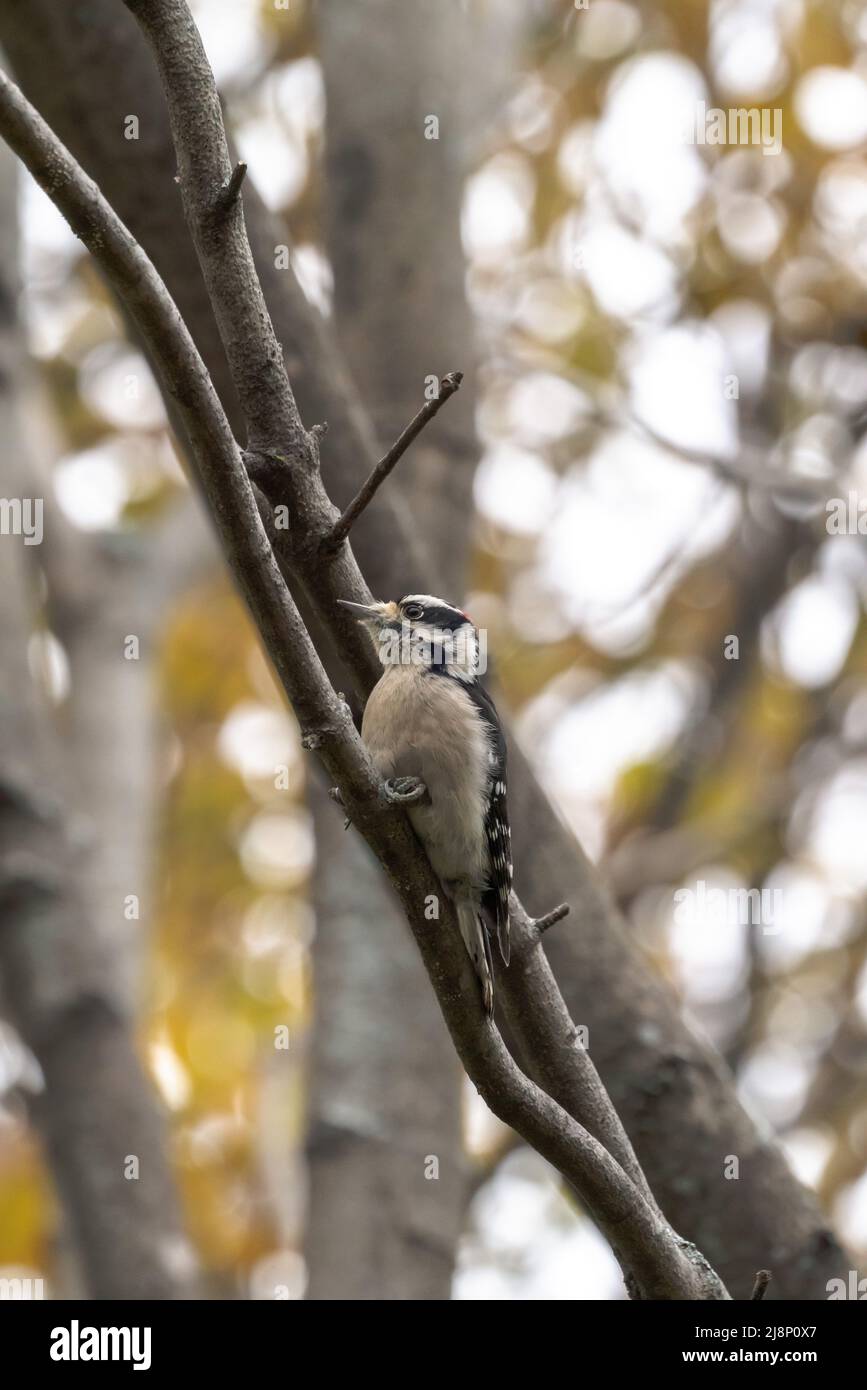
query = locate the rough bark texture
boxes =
[0,0,854,1299]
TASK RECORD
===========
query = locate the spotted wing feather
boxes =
[464,681,512,965]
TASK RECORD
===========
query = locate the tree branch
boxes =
[322,370,464,552]
[500,899,661,1214]
[0,31,726,1298]
[751,1269,772,1301]
[0,493,200,1301]
[529,902,571,945]
[126,1,302,462]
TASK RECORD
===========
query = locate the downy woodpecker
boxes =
[338,594,511,1015]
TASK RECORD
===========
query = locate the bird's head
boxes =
[337,593,482,679]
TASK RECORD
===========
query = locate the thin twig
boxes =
[751,1269,772,1300]
[533,902,570,939]
[322,370,463,552]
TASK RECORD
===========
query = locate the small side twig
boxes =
[513,902,570,961]
[215,160,247,214]
[750,1269,771,1300]
[322,370,463,552]
[532,902,570,941]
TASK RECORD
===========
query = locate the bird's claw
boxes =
[382,776,429,806]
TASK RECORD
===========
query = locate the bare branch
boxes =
[0,22,728,1299]
[751,1269,772,1301]
[0,67,349,758]
[502,899,660,1215]
[322,370,464,552]
[532,902,571,941]
[126,0,305,462]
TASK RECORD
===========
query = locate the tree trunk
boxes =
[0,144,199,1299]
[305,781,466,1299]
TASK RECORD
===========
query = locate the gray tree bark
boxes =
[306,781,466,1299]
[318,0,485,583]
[37,482,218,1005]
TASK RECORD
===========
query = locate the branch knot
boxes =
[215,160,247,215]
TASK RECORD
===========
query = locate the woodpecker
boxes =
[338,593,511,1015]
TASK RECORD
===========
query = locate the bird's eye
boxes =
[403,602,424,621]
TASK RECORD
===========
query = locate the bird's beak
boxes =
[337,599,382,617]
[337,598,396,627]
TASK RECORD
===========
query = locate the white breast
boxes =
[361,666,492,891]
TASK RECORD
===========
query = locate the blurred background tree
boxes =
[0,0,865,1299]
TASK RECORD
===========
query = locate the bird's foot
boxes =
[382,776,430,806]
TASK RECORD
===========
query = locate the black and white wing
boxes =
[466,681,512,965]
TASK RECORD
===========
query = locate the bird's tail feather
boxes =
[496,913,510,966]
[457,900,495,1016]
